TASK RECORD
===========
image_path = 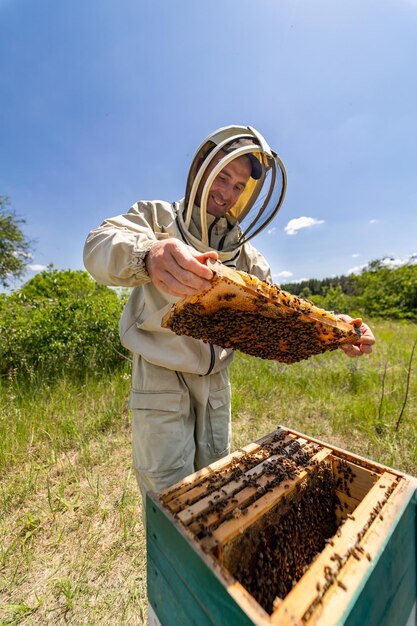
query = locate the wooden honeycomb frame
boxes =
[162,260,362,364]
[147,427,417,626]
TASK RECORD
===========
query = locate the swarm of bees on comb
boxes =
[162,259,361,363]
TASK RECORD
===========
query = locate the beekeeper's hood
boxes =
[176,125,287,262]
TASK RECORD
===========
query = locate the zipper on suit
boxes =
[205,344,215,375]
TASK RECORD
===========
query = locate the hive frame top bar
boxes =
[275,425,410,478]
[158,426,412,504]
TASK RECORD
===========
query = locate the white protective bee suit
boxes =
[83,125,286,503]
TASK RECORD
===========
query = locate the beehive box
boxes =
[147,427,417,626]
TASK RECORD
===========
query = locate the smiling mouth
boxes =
[211,195,227,209]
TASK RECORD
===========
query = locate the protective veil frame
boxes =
[177,125,287,261]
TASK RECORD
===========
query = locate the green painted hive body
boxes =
[147,428,417,626]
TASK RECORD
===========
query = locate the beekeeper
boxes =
[83,125,375,504]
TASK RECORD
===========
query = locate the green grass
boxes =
[0,368,131,472]
[231,319,417,474]
[0,319,416,624]
[0,368,147,626]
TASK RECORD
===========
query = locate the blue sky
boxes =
[1,0,417,287]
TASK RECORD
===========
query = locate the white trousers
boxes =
[130,355,231,507]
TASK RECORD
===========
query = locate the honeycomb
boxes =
[162,260,361,363]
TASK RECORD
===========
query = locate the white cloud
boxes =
[267,227,276,235]
[27,264,48,273]
[369,219,378,224]
[352,253,360,258]
[348,253,417,275]
[13,250,33,259]
[284,216,324,236]
[273,270,293,279]
[380,257,404,268]
[378,256,417,269]
[347,264,368,275]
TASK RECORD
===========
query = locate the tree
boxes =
[0,196,32,287]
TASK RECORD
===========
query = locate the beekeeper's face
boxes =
[195,152,252,218]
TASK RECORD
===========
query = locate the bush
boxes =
[308,286,362,318]
[282,261,417,321]
[0,269,128,379]
[354,263,417,321]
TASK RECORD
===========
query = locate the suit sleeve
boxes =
[237,242,273,283]
[83,202,164,287]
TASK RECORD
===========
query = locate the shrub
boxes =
[282,261,417,321]
[0,269,128,379]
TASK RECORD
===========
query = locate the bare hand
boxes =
[337,315,375,358]
[145,239,218,297]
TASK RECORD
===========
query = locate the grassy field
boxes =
[1,319,416,625]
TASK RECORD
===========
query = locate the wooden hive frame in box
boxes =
[147,427,417,626]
